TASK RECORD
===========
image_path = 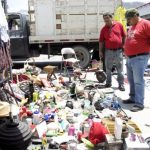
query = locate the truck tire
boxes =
[73,46,90,68]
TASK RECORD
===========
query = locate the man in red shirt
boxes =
[99,13,126,91]
[123,9,150,112]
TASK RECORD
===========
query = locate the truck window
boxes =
[8,18,21,31]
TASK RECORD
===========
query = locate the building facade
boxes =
[137,3,150,20]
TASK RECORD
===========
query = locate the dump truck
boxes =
[8,0,121,68]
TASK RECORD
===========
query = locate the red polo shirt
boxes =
[124,19,150,56]
[99,21,126,49]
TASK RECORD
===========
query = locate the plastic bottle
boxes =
[29,81,34,102]
[32,110,41,125]
[32,92,39,102]
[114,117,122,140]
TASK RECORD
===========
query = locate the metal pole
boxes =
[47,43,51,59]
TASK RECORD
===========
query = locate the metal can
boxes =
[68,125,75,136]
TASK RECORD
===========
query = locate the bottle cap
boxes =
[34,110,39,114]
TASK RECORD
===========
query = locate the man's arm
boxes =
[99,41,105,58]
[120,23,126,51]
[122,35,126,51]
[122,36,125,46]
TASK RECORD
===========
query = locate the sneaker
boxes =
[105,83,112,88]
[123,98,134,104]
[130,105,144,112]
[119,84,125,91]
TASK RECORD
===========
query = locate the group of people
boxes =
[99,9,150,112]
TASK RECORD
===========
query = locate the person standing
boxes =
[123,9,150,112]
[99,12,126,91]
[0,2,12,81]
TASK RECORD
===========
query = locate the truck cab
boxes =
[8,13,30,59]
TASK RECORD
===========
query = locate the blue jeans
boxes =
[126,55,149,107]
[105,49,124,85]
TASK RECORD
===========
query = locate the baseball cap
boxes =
[125,8,139,19]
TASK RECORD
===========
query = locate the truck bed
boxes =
[28,0,121,43]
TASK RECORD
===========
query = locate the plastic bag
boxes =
[92,59,103,70]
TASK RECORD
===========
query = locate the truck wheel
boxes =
[73,46,90,68]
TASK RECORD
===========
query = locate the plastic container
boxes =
[32,110,41,125]
[32,92,39,102]
[114,117,122,140]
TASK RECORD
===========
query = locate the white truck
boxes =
[8,0,121,68]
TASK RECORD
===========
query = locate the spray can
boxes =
[68,125,75,136]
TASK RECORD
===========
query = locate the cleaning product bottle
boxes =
[32,110,41,125]
[114,117,122,140]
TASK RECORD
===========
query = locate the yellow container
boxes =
[32,92,39,102]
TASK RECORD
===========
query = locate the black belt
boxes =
[128,52,149,58]
[108,48,122,51]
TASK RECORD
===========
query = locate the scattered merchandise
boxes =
[0,64,149,150]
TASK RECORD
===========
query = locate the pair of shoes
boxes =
[130,105,144,112]
[122,98,134,104]
[105,83,112,88]
[119,84,125,91]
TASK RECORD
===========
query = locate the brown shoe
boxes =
[123,98,134,104]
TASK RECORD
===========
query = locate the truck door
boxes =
[8,14,29,58]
